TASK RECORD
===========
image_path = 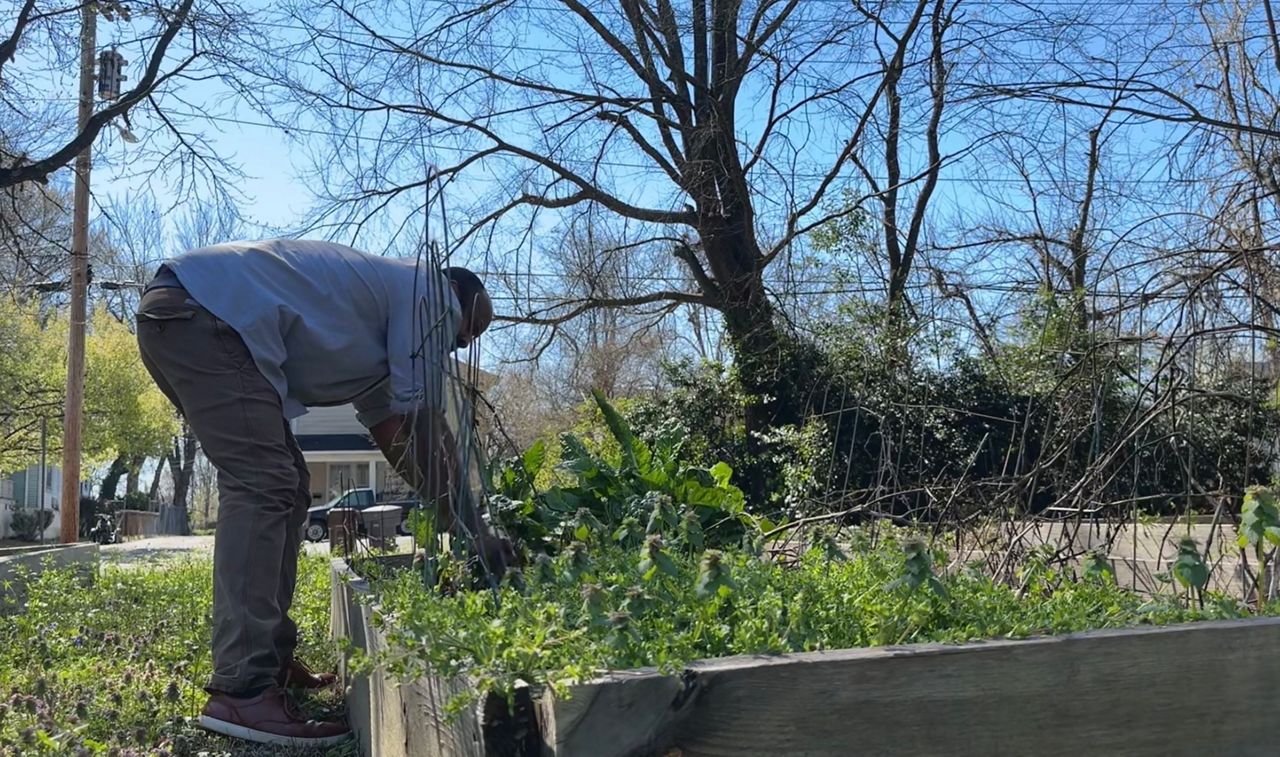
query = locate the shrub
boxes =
[121,491,151,511]
[487,390,762,559]
[9,509,53,541]
[625,326,1280,521]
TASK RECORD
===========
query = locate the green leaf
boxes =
[682,514,705,552]
[644,493,678,535]
[558,434,598,475]
[591,389,651,472]
[710,461,733,489]
[1083,551,1115,584]
[639,466,672,490]
[1173,559,1209,591]
[541,489,581,513]
[654,551,680,578]
[1171,538,1209,590]
[928,576,950,600]
[1241,487,1280,550]
[523,439,547,478]
[592,389,635,464]
[695,550,734,599]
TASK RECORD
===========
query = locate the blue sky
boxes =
[17,0,1227,371]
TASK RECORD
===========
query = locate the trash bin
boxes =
[328,507,359,556]
[363,505,401,552]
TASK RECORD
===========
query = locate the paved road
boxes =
[101,534,412,565]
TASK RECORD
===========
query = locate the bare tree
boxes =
[536,215,679,397]
[253,0,983,444]
[1188,0,1280,345]
[485,213,682,453]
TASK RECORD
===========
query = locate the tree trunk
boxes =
[168,425,197,535]
[98,455,127,502]
[698,225,828,502]
[125,455,145,496]
[201,467,213,525]
[148,455,166,501]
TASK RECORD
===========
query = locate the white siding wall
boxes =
[0,465,63,540]
[291,360,496,439]
[293,404,365,437]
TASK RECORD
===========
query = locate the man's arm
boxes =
[368,408,482,536]
[370,409,515,573]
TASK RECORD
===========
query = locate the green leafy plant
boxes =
[1172,537,1209,608]
[370,530,1254,711]
[808,526,848,562]
[885,537,948,599]
[1238,486,1280,609]
[489,391,758,560]
[9,509,53,542]
[121,491,151,511]
[1082,550,1115,585]
[0,556,349,755]
[695,550,735,599]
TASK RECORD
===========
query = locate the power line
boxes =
[476,268,1264,303]
[253,18,1195,64]
[157,109,1211,186]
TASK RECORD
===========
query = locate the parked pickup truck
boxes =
[303,488,421,542]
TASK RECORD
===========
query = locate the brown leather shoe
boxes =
[198,686,350,748]
[278,658,339,690]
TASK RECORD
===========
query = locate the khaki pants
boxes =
[136,286,310,694]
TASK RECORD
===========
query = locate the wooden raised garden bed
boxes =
[332,556,1280,757]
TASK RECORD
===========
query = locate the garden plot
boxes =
[333,555,1280,757]
[332,394,1280,756]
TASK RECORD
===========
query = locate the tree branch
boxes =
[499,289,710,326]
[0,0,197,188]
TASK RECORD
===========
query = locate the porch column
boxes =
[368,459,378,495]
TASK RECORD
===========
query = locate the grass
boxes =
[0,555,353,756]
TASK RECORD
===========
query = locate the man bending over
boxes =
[135,239,505,748]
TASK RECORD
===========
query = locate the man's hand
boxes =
[475,532,517,576]
[369,409,518,576]
[370,409,463,531]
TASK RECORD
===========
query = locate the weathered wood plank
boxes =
[402,673,486,757]
[544,618,1280,757]
[332,558,487,757]
[332,559,376,757]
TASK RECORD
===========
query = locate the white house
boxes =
[0,464,66,541]
[292,360,497,505]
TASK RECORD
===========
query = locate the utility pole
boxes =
[38,417,47,545]
[60,4,96,544]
